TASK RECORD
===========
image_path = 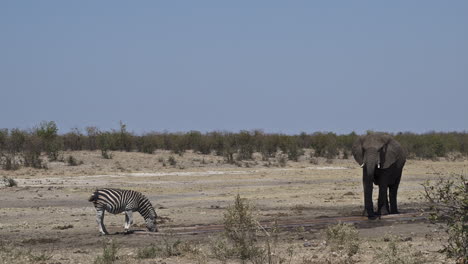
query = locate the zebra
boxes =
[88,188,158,235]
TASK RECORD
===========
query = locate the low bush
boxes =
[67,155,80,166]
[213,194,294,264]
[2,176,17,187]
[168,156,177,166]
[137,244,160,259]
[223,194,260,261]
[423,174,467,263]
[325,222,360,257]
[101,150,112,159]
[1,154,19,170]
[277,155,287,167]
[94,240,119,264]
[136,234,184,259]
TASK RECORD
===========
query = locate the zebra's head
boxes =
[145,216,157,232]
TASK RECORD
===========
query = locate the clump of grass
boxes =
[136,234,186,259]
[161,235,182,257]
[66,155,82,166]
[309,157,319,165]
[277,155,287,167]
[29,252,52,262]
[101,150,113,159]
[2,176,17,187]
[168,156,177,166]
[94,240,118,264]
[137,244,160,259]
[325,222,360,257]
[0,242,52,263]
[375,235,428,264]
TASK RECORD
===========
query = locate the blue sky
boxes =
[1,1,467,134]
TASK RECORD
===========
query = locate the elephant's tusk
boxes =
[360,163,365,168]
[377,163,381,169]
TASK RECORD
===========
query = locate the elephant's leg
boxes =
[376,184,388,216]
[363,179,375,219]
[389,172,402,214]
[384,187,390,214]
[389,184,400,214]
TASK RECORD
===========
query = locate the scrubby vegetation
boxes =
[0,241,52,263]
[423,175,467,263]
[325,222,360,257]
[375,235,428,264]
[94,240,119,264]
[1,176,17,187]
[1,121,467,170]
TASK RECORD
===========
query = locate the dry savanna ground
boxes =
[1,150,466,263]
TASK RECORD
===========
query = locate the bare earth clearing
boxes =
[1,150,466,263]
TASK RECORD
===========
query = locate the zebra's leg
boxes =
[96,209,108,235]
[124,210,133,232]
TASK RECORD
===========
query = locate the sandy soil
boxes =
[0,150,466,263]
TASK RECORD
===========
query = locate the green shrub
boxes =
[85,126,99,150]
[23,135,45,169]
[116,121,133,152]
[94,240,119,264]
[311,132,339,159]
[235,131,254,161]
[136,234,183,259]
[168,156,177,166]
[137,244,160,259]
[136,135,158,154]
[2,176,17,187]
[8,129,26,153]
[161,235,182,257]
[98,132,115,154]
[423,175,467,262]
[29,252,52,262]
[326,222,360,256]
[309,156,319,165]
[222,194,262,262]
[35,121,60,161]
[1,154,19,170]
[101,150,112,159]
[277,155,287,167]
[63,128,84,151]
[67,155,81,166]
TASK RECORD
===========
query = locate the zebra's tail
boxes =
[88,190,99,202]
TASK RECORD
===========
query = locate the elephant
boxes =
[351,133,406,219]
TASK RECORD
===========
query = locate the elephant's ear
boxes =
[382,138,406,169]
[351,136,364,165]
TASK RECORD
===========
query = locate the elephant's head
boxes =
[352,133,405,174]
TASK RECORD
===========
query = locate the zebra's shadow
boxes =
[107,230,146,235]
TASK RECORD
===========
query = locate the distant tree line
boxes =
[1,121,467,169]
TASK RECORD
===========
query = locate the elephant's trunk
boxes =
[363,148,379,218]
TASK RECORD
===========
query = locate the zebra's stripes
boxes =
[88,188,158,235]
